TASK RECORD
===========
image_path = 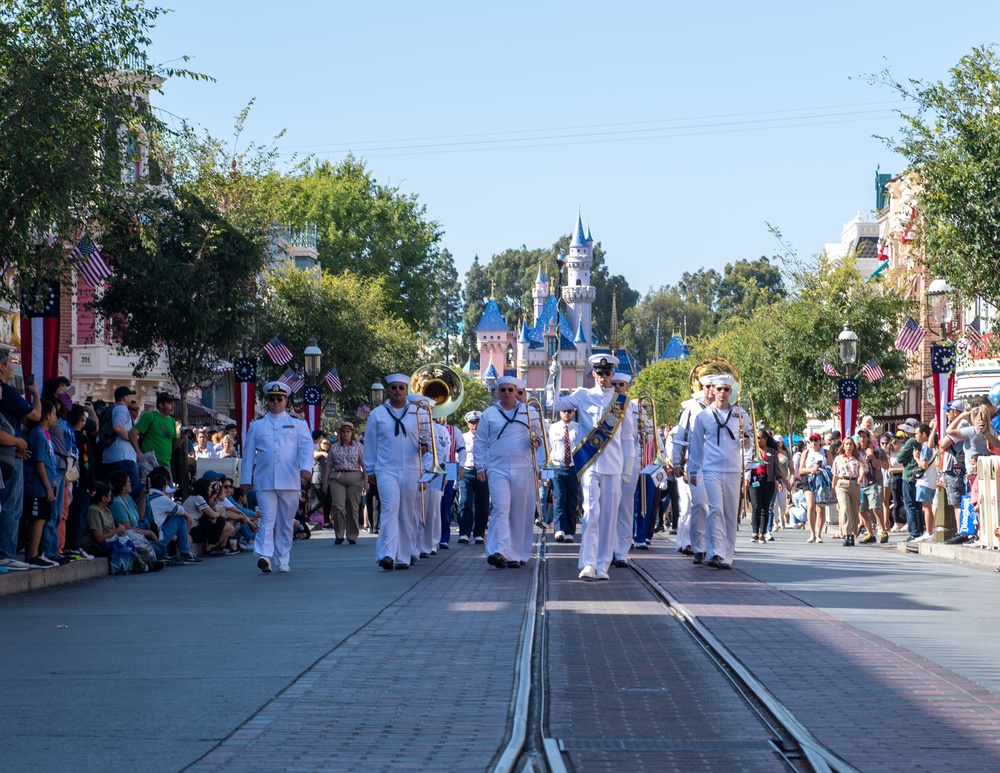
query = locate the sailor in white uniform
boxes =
[240,381,315,574]
[556,354,626,580]
[612,372,640,568]
[363,374,425,570]
[687,375,750,569]
[475,376,535,569]
[671,376,714,563]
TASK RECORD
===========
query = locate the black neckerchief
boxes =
[712,406,736,444]
[496,405,528,439]
[386,404,407,437]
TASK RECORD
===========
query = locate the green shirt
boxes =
[82,505,115,553]
[135,410,179,466]
[897,437,921,482]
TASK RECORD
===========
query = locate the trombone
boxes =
[636,392,669,516]
[409,362,464,524]
[526,397,554,525]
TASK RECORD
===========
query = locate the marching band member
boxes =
[672,376,715,563]
[556,354,628,581]
[547,408,581,543]
[475,376,535,569]
[438,418,466,550]
[612,372,639,568]
[458,411,488,545]
[240,381,314,574]
[363,374,425,571]
[687,374,751,569]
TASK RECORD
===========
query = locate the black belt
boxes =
[333,469,360,473]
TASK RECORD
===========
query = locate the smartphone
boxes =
[85,396,93,406]
[25,374,34,387]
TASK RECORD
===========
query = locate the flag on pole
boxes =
[838,378,860,441]
[894,317,927,352]
[861,358,885,383]
[930,344,956,435]
[356,403,371,420]
[278,368,304,394]
[303,385,323,432]
[324,367,342,393]
[263,336,293,365]
[69,236,112,287]
[965,316,984,347]
[876,237,889,261]
[232,358,257,448]
[20,281,61,389]
[822,358,840,377]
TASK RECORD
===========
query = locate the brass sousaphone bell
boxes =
[410,363,464,419]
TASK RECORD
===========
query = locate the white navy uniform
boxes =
[556,385,625,573]
[475,402,534,563]
[241,411,314,569]
[672,396,709,555]
[688,402,751,565]
[420,421,451,555]
[363,401,425,566]
[614,399,641,561]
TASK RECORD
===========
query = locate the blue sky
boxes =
[148,1,999,296]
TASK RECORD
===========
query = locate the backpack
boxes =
[97,404,118,449]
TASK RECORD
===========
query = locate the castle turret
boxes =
[532,264,549,323]
[475,291,514,380]
[562,211,596,353]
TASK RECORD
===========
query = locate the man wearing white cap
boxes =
[364,374,425,570]
[437,415,466,550]
[687,374,750,569]
[458,411,488,544]
[671,376,715,562]
[611,372,640,567]
[410,396,452,558]
[556,354,627,580]
[241,381,314,574]
[475,375,535,568]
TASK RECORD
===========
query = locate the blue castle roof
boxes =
[462,357,479,373]
[526,294,575,350]
[570,212,587,248]
[574,318,587,344]
[517,319,530,343]
[661,335,690,360]
[475,298,510,331]
[483,363,498,379]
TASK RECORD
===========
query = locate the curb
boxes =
[896,540,1000,569]
[0,558,109,597]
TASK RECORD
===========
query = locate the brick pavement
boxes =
[186,545,534,772]
[633,545,1000,772]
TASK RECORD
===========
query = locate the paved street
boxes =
[3,526,1000,771]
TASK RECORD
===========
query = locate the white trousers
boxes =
[615,457,639,560]
[376,470,420,565]
[579,469,621,572]
[703,470,741,564]
[486,465,534,562]
[254,489,299,568]
[676,475,708,553]
[422,488,442,554]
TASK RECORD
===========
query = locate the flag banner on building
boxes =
[931,343,956,435]
[894,316,927,352]
[20,281,61,389]
[838,378,860,440]
[861,358,885,383]
[965,316,984,347]
[232,357,257,447]
[69,235,112,287]
[901,207,916,244]
[303,385,323,431]
[822,358,840,377]
[263,336,293,365]
[324,367,342,393]
[356,403,371,420]
[877,237,889,261]
[278,368,304,394]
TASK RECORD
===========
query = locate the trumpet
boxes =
[636,392,669,468]
[526,397,557,470]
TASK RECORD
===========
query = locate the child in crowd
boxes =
[23,399,60,568]
[81,481,122,558]
[914,421,939,542]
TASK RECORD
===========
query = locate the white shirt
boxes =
[671,397,707,468]
[475,402,533,471]
[548,419,581,467]
[556,385,624,475]
[688,403,752,476]
[240,411,314,491]
[463,429,477,469]
[362,402,425,476]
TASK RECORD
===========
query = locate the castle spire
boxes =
[570,210,587,248]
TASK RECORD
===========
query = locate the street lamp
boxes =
[304,338,322,383]
[927,278,956,543]
[369,381,385,407]
[927,278,953,335]
[837,323,859,369]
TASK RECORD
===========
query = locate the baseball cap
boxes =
[156,391,176,404]
[945,399,966,412]
[114,386,136,401]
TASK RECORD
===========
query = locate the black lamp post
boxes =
[304,338,322,385]
[370,381,385,407]
[837,323,859,375]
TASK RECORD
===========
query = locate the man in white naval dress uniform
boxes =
[475,375,535,569]
[241,381,315,574]
[612,371,640,568]
[687,375,750,569]
[364,373,426,571]
[556,354,627,581]
[671,376,714,563]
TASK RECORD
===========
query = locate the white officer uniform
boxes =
[556,354,625,578]
[687,375,750,567]
[613,373,640,563]
[475,377,535,565]
[672,381,712,557]
[363,375,425,568]
[241,381,314,572]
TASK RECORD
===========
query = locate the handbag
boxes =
[64,454,80,483]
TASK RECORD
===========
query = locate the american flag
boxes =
[822,358,840,377]
[838,378,860,440]
[966,316,984,346]
[263,336,293,365]
[894,317,927,352]
[69,236,112,286]
[861,358,885,383]
[930,344,956,435]
[232,358,257,448]
[324,367,342,393]
[356,403,371,420]
[278,368,304,394]
[303,385,323,431]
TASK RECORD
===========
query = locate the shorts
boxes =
[915,485,937,504]
[943,471,967,506]
[190,515,225,545]
[24,497,52,520]
[860,484,882,510]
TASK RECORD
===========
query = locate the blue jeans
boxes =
[0,458,24,558]
[458,473,489,538]
[40,473,66,557]
[159,515,191,555]
[440,480,455,545]
[902,478,921,538]
[65,484,90,552]
[551,466,580,536]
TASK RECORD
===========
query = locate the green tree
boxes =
[460,255,490,364]
[263,265,419,415]
[278,157,444,328]
[0,0,206,295]
[424,249,463,365]
[881,46,1000,312]
[630,355,704,428]
[445,371,494,428]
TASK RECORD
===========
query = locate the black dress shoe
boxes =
[693,552,704,564]
[613,559,629,568]
[378,557,394,571]
[439,543,449,550]
[334,538,344,545]
[394,562,410,570]
[507,560,521,568]
[706,555,723,568]
[487,553,507,568]
[419,552,429,559]
[681,546,694,556]
[348,539,357,545]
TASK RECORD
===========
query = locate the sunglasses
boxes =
[499,387,515,393]
[266,395,286,402]
[388,384,407,391]
[594,368,613,375]
[716,386,731,392]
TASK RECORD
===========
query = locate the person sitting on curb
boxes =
[183,477,237,556]
[147,471,202,565]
